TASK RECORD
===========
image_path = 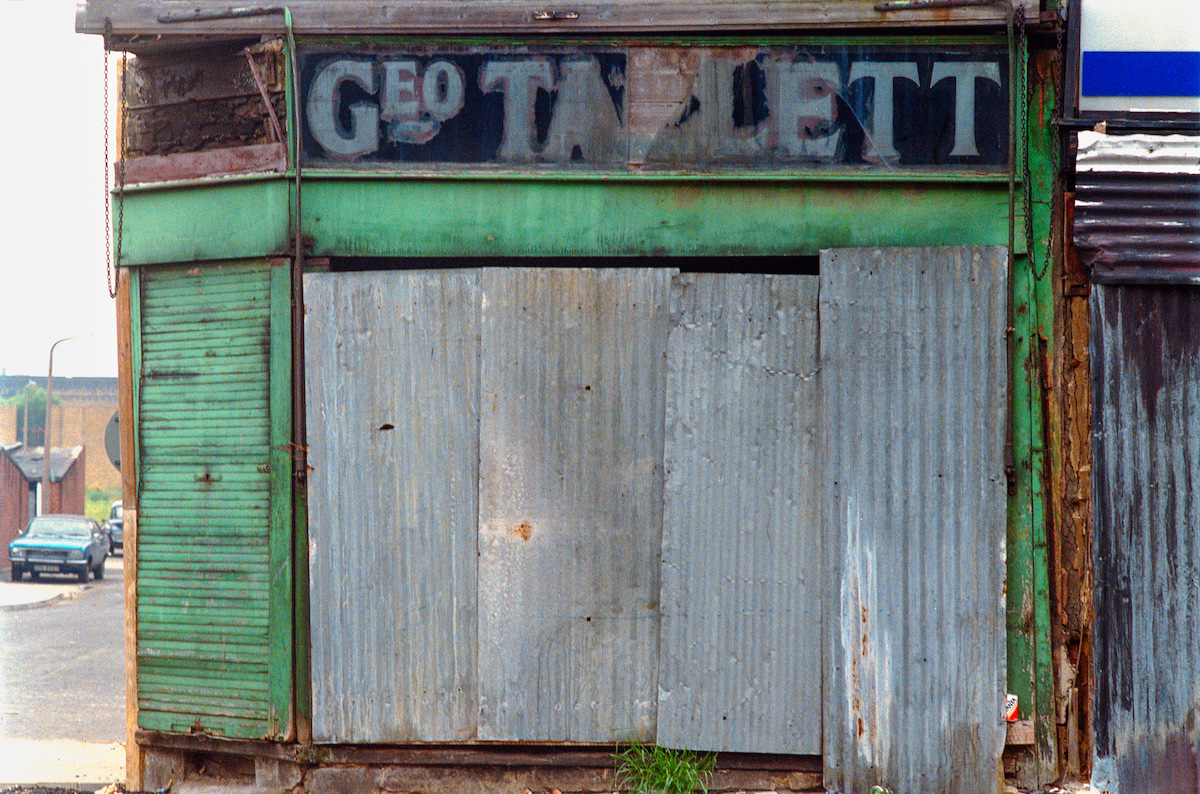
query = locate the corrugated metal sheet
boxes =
[136,262,277,739]
[657,272,822,755]
[1090,285,1200,794]
[820,247,1009,793]
[1074,132,1200,281]
[305,270,480,743]
[477,268,671,742]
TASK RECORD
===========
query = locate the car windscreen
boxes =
[111,505,123,520]
[26,518,91,538]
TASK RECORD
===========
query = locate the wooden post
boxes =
[116,267,142,789]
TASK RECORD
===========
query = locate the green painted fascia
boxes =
[117,173,1014,263]
[118,179,293,267]
[302,177,1013,258]
[268,261,295,741]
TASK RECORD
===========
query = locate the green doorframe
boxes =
[1006,31,1060,783]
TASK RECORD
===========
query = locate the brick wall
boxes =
[47,449,87,515]
[0,452,31,549]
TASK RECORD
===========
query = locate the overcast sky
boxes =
[0,0,116,379]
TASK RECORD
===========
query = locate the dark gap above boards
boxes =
[322,256,820,276]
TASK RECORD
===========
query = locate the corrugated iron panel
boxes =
[820,247,1008,793]
[137,262,276,739]
[1091,285,1200,793]
[657,272,821,755]
[477,268,671,742]
[304,270,480,743]
[1074,132,1200,281]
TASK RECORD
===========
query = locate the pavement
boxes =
[0,559,126,790]
[0,578,90,612]
[0,739,124,790]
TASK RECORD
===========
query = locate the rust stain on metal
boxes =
[510,521,534,542]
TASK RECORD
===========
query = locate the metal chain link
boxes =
[103,31,116,298]
[116,49,127,289]
[103,34,127,300]
[1016,6,1036,273]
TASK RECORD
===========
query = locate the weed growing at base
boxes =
[614,743,717,794]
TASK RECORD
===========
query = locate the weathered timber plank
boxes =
[81,0,1019,38]
[120,144,287,185]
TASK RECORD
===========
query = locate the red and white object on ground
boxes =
[1005,693,1019,722]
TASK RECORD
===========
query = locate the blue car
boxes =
[102,500,123,555]
[9,514,109,583]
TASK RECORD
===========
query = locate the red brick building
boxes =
[0,444,86,551]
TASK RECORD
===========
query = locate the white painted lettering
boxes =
[760,60,842,159]
[848,62,920,161]
[423,61,466,122]
[380,59,428,142]
[381,60,419,122]
[543,58,622,162]
[307,59,379,159]
[479,59,554,162]
[930,62,1002,156]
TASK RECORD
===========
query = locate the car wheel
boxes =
[78,564,89,584]
[94,558,105,580]
[10,566,21,582]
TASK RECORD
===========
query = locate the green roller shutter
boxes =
[135,260,293,740]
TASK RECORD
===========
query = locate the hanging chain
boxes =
[116,49,128,289]
[1016,6,1036,274]
[103,29,116,298]
[103,30,127,300]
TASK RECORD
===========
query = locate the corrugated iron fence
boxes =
[1078,133,1200,793]
[305,248,1009,790]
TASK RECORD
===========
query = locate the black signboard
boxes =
[299,44,1008,170]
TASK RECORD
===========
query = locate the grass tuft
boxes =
[614,742,717,794]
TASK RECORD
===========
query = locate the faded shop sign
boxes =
[299,44,1009,170]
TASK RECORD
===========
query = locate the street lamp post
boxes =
[41,336,78,515]
[22,381,32,447]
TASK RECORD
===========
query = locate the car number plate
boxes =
[34,564,59,572]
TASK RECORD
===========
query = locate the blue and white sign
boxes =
[1079,0,1200,114]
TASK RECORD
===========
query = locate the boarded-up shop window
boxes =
[304,267,822,748]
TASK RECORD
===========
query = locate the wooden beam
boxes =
[79,0,1018,39]
[116,266,142,790]
[134,731,824,772]
[1006,719,1037,746]
[119,143,287,186]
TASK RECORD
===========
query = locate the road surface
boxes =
[0,556,125,787]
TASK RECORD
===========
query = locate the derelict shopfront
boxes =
[84,3,1062,789]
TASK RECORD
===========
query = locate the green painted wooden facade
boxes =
[118,28,1059,780]
[134,261,293,739]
